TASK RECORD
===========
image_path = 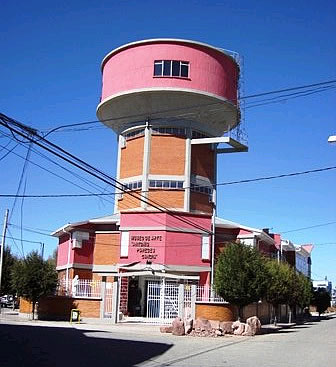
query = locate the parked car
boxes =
[0,295,15,308]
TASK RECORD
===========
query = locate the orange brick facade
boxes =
[149,135,185,175]
[148,190,184,209]
[94,232,120,265]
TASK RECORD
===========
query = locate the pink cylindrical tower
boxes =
[97,39,241,214]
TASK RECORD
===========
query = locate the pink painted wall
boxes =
[101,42,238,104]
[57,234,94,267]
[73,237,94,264]
[57,235,74,267]
[119,230,166,264]
[119,212,211,267]
[120,211,211,232]
[238,229,253,235]
[165,231,210,267]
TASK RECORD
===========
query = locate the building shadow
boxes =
[0,323,172,367]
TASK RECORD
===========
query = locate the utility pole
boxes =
[0,209,9,306]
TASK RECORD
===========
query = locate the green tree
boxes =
[11,251,58,319]
[0,246,17,295]
[264,260,293,324]
[214,242,267,320]
[312,288,331,316]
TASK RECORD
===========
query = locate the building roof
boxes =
[51,213,120,237]
[51,212,273,244]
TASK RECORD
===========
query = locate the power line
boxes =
[0,163,335,198]
[0,114,214,236]
[280,221,336,234]
[40,79,336,135]
[0,130,116,207]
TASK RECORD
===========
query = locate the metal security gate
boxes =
[103,282,114,319]
[146,280,179,324]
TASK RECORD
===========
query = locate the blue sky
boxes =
[1,1,335,284]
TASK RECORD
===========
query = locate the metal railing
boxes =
[58,279,102,298]
[196,285,226,303]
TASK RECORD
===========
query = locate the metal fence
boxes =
[196,285,226,303]
[58,279,102,298]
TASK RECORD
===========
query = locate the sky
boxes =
[0,1,335,284]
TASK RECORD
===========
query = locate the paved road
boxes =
[0,315,335,367]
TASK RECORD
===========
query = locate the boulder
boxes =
[209,320,220,330]
[184,317,193,334]
[172,317,185,336]
[232,320,246,335]
[245,316,261,336]
[160,326,173,333]
[195,318,212,332]
[219,321,234,334]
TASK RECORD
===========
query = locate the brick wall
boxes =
[120,136,144,178]
[119,277,129,315]
[190,192,213,214]
[148,190,184,209]
[118,191,142,211]
[191,144,214,179]
[19,298,34,314]
[94,232,120,265]
[149,135,185,175]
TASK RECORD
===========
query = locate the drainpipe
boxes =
[63,228,72,294]
[210,144,217,294]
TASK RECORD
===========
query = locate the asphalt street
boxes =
[0,314,335,367]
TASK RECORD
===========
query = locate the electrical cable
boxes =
[0,116,214,236]
[39,79,336,136]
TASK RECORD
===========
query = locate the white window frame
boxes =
[120,231,130,257]
[153,60,189,78]
[201,235,210,260]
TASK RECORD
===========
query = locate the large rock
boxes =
[160,326,173,333]
[172,317,185,336]
[194,318,212,332]
[244,316,261,336]
[232,320,246,335]
[184,317,193,334]
[219,321,234,334]
[209,320,220,330]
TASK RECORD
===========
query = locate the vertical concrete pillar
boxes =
[191,284,197,320]
[178,283,185,319]
[111,279,119,324]
[100,278,106,319]
[184,128,192,212]
[141,122,151,209]
[114,134,123,214]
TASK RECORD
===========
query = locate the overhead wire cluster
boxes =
[1,79,335,254]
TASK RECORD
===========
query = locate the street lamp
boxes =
[328,135,336,143]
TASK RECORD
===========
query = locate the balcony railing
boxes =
[57,279,102,298]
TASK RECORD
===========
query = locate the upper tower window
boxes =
[154,60,189,78]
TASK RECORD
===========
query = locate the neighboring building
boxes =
[313,279,332,295]
[295,244,313,278]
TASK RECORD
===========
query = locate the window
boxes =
[201,235,210,260]
[120,231,129,257]
[154,60,189,78]
[152,127,186,137]
[149,180,184,190]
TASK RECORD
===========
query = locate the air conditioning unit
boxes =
[72,231,90,249]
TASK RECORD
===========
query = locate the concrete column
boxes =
[141,122,151,209]
[111,279,119,324]
[210,144,217,288]
[114,134,123,214]
[100,278,106,319]
[178,283,185,319]
[184,128,192,212]
[191,284,197,320]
